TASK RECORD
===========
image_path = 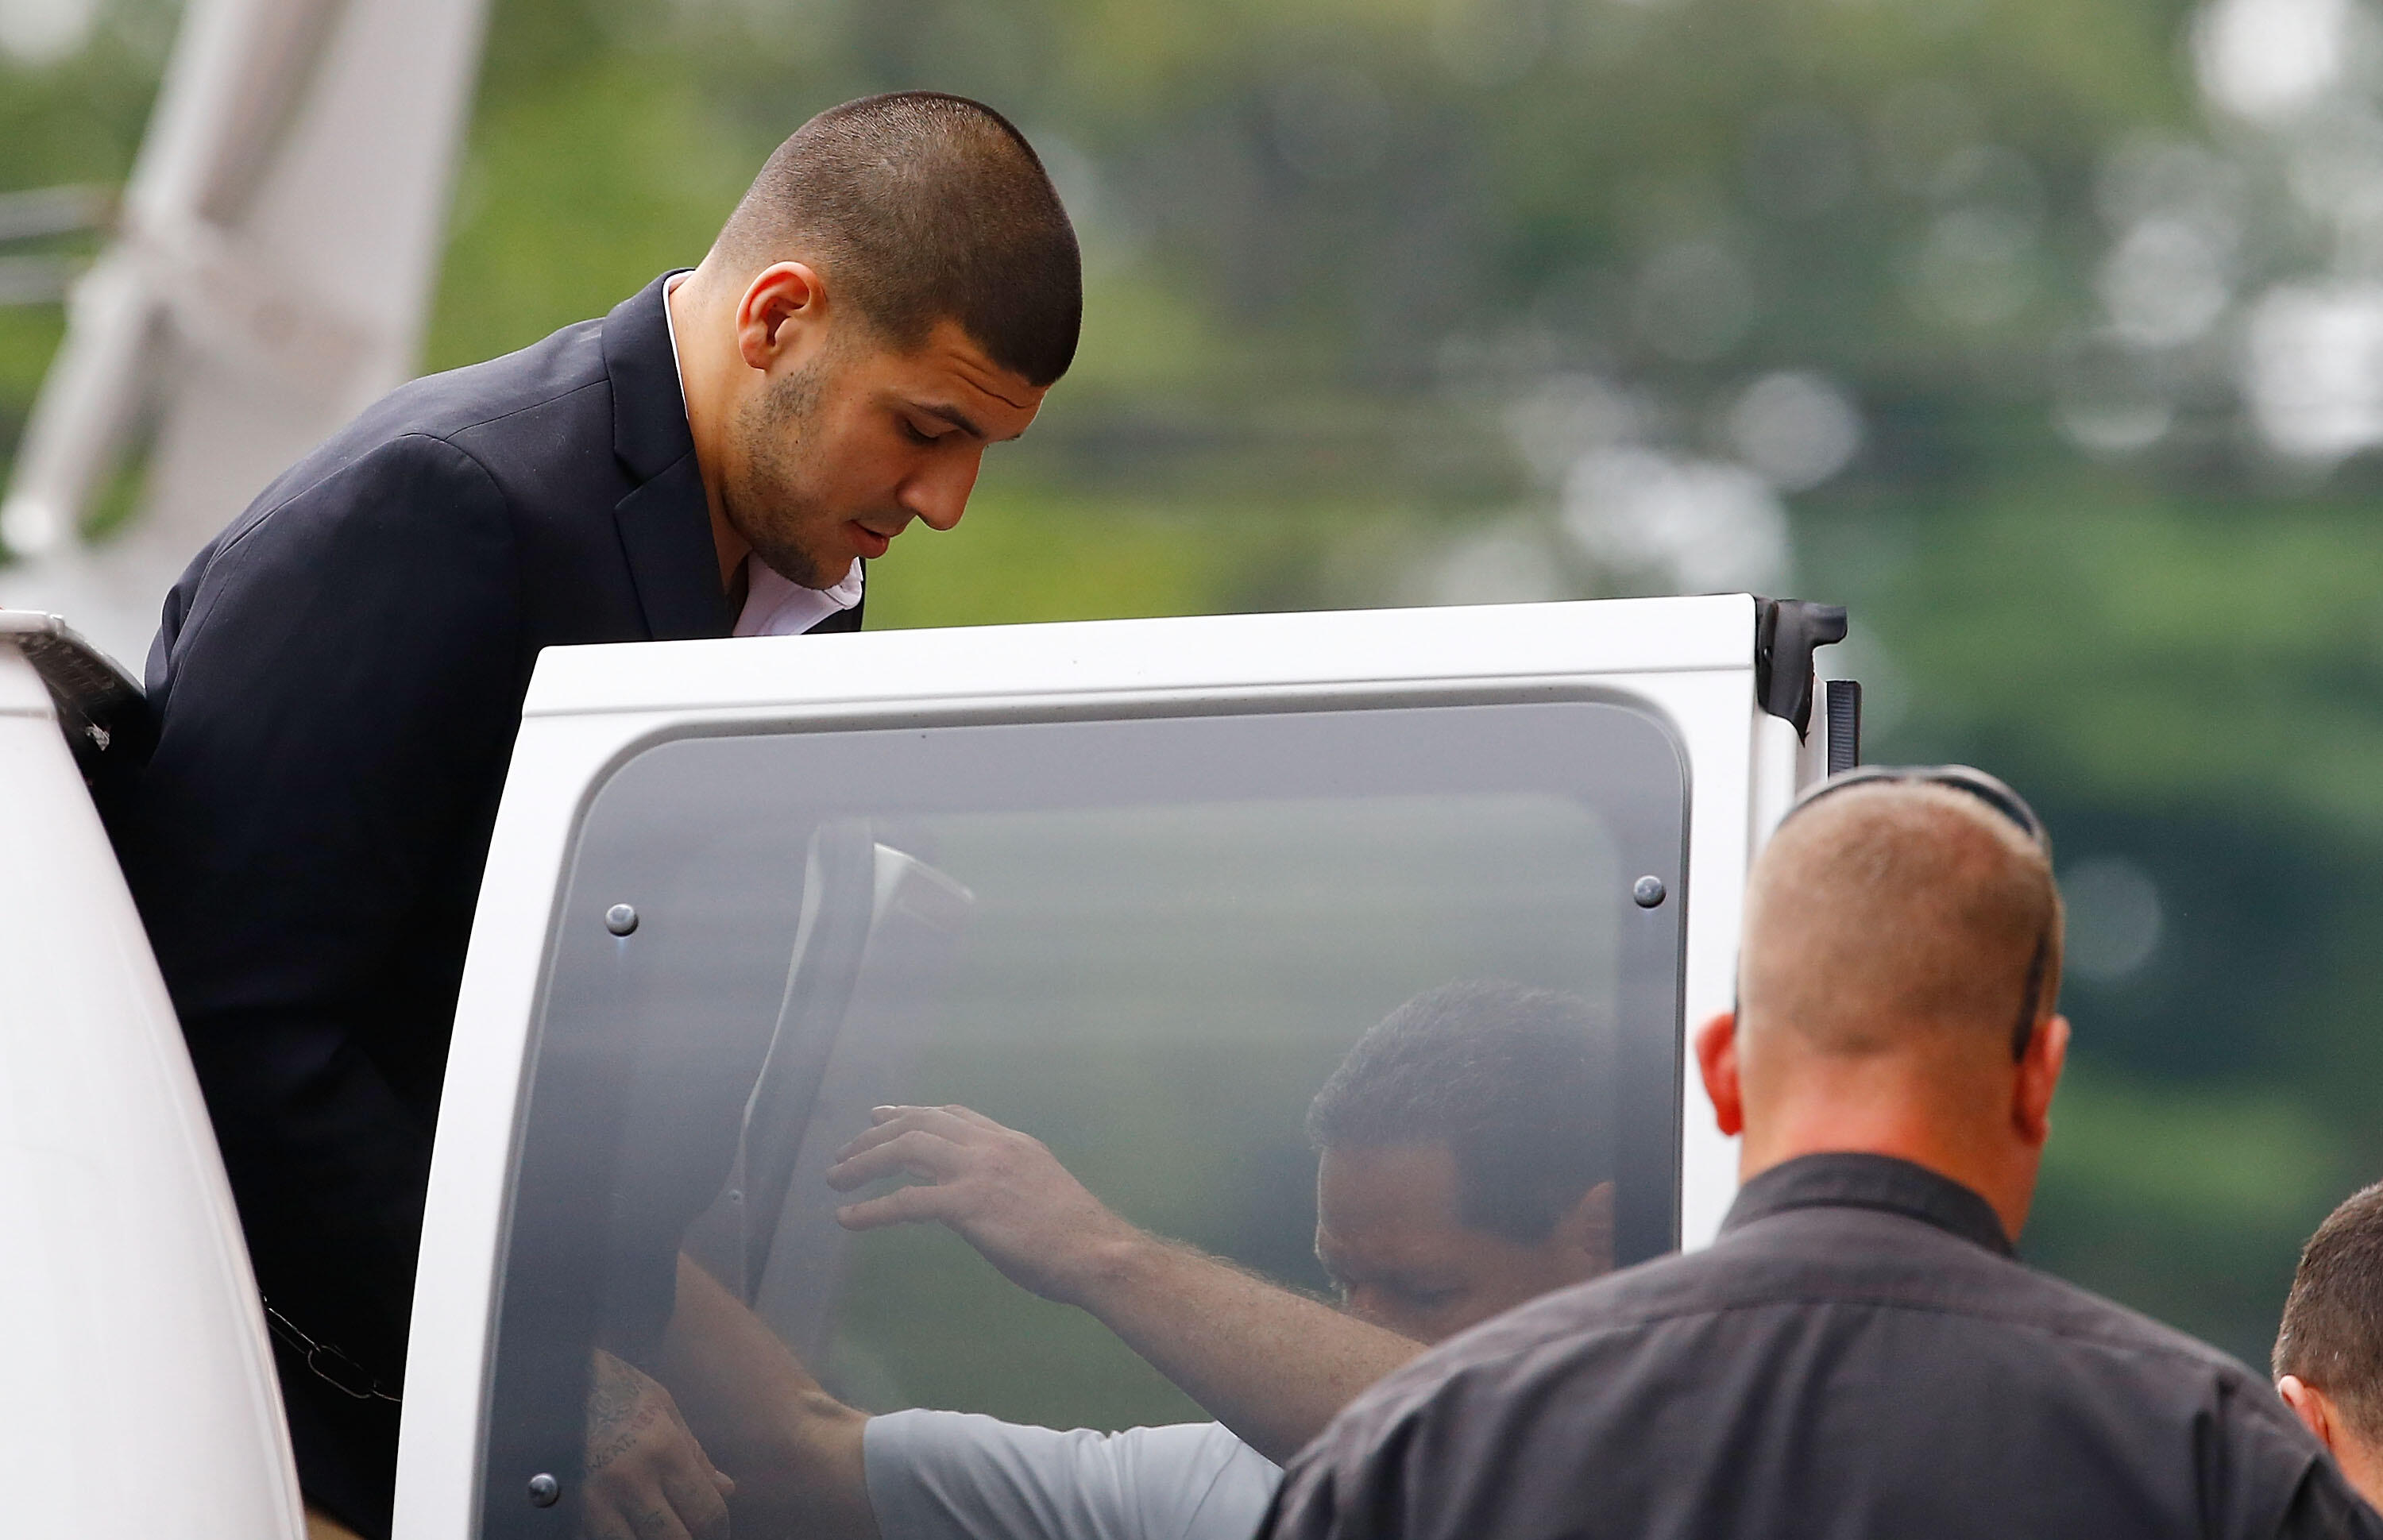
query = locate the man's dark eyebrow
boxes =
[913,400,991,439]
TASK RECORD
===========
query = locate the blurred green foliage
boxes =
[6,0,2380,1369]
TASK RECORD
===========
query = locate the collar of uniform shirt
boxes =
[1720,1151,2017,1256]
[660,268,865,639]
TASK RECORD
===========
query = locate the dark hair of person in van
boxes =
[2275,1181,2383,1439]
[711,90,1083,387]
[1306,980,1616,1245]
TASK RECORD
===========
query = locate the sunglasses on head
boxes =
[1775,764,2054,1060]
[1779,763,2052,858]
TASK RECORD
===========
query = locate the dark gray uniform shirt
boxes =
[1264,1153,2382,1540]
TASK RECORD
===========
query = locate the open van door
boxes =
[396,592,1852,1539]
[0,613,306,1540]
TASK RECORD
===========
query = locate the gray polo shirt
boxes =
[866,1410,1280,1540]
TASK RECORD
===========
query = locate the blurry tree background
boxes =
[4,0,2381,1364]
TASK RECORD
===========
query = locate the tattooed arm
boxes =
[581,1347,736,1540]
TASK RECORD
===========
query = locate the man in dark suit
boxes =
[101,91,1080,1539]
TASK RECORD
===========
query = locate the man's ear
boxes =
[1555,1180,1617,1276]
[736,262,828,371]
[2280,1374,2341,1454]
[1694,1012,1744,1139]
[2013,1013,2070,1148]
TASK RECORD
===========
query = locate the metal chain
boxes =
[261,1299,403,1405]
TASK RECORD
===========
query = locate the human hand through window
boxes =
[826,1103,1141,1306]
[581,1346,736,1540]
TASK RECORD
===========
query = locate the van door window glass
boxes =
[479,701,1685,1540]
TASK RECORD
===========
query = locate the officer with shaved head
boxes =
[1265,768,2383,1540]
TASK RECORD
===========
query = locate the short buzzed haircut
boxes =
[1306,981,1615,1244]
[1741,782,2063,1057]
[2276,1183,2383,1443]
[714,91,1082,385]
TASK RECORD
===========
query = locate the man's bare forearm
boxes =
[1070,1233,1423,1465]
[830,1104,1426,1464]
[657,1254,881,1540]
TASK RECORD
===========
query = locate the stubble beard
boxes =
[727,353,847,590]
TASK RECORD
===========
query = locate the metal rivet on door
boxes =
[1632,875,1667,909]
[527,1472,560,1507]
[604,903,639,936]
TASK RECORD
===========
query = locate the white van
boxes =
[1,594,1855,1539]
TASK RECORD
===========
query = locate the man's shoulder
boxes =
[199,316,617,564]
[1274,1216,2336,1540]
[307,315,612,484]
[1686,1202,2268,1379]
[1322,1206,2277,1454]
[866,1412,1276,1540]
[869,1409,1265,1478]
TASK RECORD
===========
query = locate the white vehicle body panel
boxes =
[0,592,1841,1538]
[398,592,1814,1537]
[0,629,305,1540]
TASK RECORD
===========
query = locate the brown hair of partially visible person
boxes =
[1306,981,1616,1245]
[712,91,1083,386]
[1740,783,2064,1056]
[2276,1183,2383,1443]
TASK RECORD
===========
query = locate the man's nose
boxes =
[901,449,982,532]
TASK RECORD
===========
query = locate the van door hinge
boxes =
[1752,597,1848,739]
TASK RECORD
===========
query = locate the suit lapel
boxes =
[613,453,732,640]
[602,272,731,641]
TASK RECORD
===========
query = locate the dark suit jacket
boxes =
[102,274,860,1537]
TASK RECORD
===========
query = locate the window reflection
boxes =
[608,976,1620,1540]
[481,704,1684,1539]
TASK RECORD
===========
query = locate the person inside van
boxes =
[591,979,1620,1540]
[2275,1181,2383,1511]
